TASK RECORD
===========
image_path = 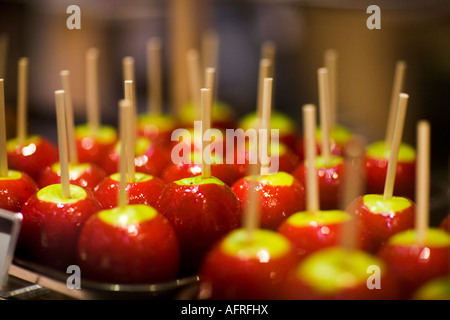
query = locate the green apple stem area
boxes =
[0,2,449,303]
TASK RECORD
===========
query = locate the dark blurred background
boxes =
[1,0,449,218]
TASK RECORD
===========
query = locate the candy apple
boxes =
[364,140,416,199]
[278,210,354,261]
[292,155,345,210]
[93,172,165,209]
[75,124,118,166]
[377,228,450,299]
[231,171,305,230]
[283,246,399,300]
[6,135,59,180]
[0,169,38,212]
[412,276,450,300]
[17,183,102,270]
[37,162,107,192]
[345,194,415,253]
[157,175,241,274]
[137,113,179,146]
[101,136,171,177]
[199,228,299,300]
[77,204,180,284]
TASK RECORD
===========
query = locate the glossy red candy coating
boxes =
[18,188,102,270]
[77,209,180,284]
[0,172,38,212]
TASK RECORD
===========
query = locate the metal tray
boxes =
[7,257,199,300]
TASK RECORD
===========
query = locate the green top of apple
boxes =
[7,135,41,150]
[386,228,450,247]
[221,228,292,260]
[180,100,234,122]
[75,124,117,144]
[316,125,352,145]
[238,111,297,135]
[37,183,87,204]
[98,204,158,227]
[363,194,412,214]
[114,136,151,156]
[413,276,450,300]
[297,247,385,295]
[285,210,351,227]
[366,140,416,162]
[245,140,288,157]
[174,175,225,186]
[190,150,224,165]
[304,155,343,169]
[137,113,177,131]
[245,171,294,187]
[51,163,91,179]
[110,172,154,183]
[0,170,23,180]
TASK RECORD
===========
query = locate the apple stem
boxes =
[259,78,273,176]
[415,120,430,246]
[303,104,320,214]
[318,67,332,165]
[201,87,212,179]
[324,49,337,130]
[16,57,28,146]
[385,61,407,149]
[147,37,162,116]
[55,90,71,199]
[383,93,408,201]
[0,78,8,176]
[60,70,79,165]
[256,58,271,123]
[186,49,202,119]
[86,48,100,135]
[118,99,131,209]
[124,80,136,183]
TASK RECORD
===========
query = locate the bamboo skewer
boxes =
[318,68,332,164]
[60,70,78,164]
[124,80,136,183]
[55,90,71,199]
[186,49,202,116]
[259,78,273,176]
[86,48,100,134]
[256,58,271,122]
[324,49,338,129]
[16,57,29,145]
[147,37,163,116]
[201,88,212,179]
[118,99,131,209]
[0,79,7,176]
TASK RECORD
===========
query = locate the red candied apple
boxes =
[231,171,305,230]
[238,111,298,150]
[0,170,38,212]
[378,228,450,299]
[37,162,107,192]
[17,184,102,270]
[102,135,171,177]
[364,140,416,199]
[161,150,239,187]
[283,246,399,300]
[77,204,179,284]
[93,172,165,209]
[295,125,353,161]
[292,155,345,210]
[199,228,299,300]
[157,175,241,274]
[6,135,58,181]
[439,214,450,233]
[412,276,450,300]
[137,113,178,146]
[345,194,415,253]
[278,210,354,261]
[75,124,118,167]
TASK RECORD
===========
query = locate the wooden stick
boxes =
[385,61,407,148]
[303,104,320,214]
[0,34,8,79]
[124,80,136,183]
[201,88,212,179]
[259,78,273,176]
[324,49,338,129]
[243,153,261,243]
[201,30,219,72]
[0,79,7,176]
[147,37,163,116]
[383,93,409,200]
[318,67,332,164]
[55,90,70,199]
[256,58,271,122]
[16,57,28,145]
[123,56,137,123]
[86,48,100,134]
[204,67,216,110]
[118,99,131,209]
[261,40,276,78]
[186,49,202,115]
[415,120,430,246]
[60,70,78,165]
